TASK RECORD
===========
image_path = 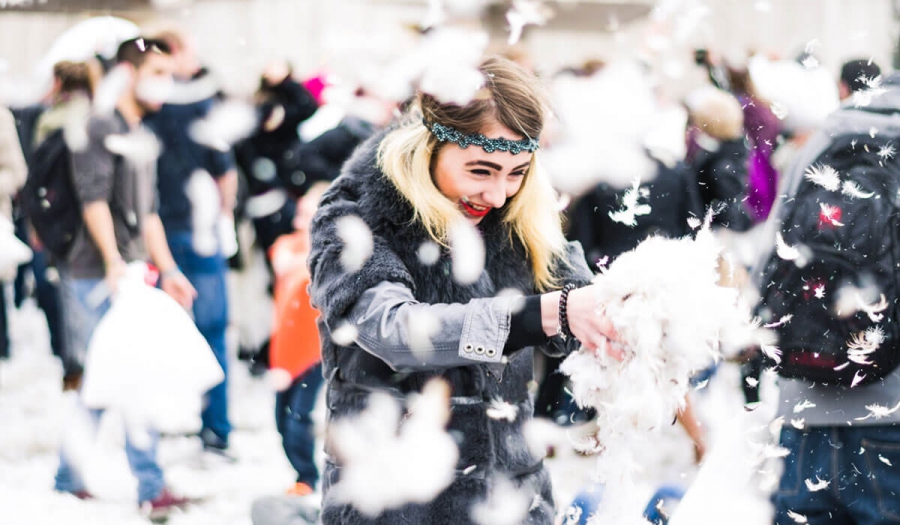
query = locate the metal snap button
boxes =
[485,348,497,358]
[464,343,474,353]
[475,345,485,355]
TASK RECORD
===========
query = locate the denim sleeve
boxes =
[346,281,513,371]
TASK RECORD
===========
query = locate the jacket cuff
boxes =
[458,296,511,363]
[504,295,548,354]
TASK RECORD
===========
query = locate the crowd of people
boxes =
[1,18,899,525]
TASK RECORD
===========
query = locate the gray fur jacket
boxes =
[308,132,594,524]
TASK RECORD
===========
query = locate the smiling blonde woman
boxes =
[309,56,620,524]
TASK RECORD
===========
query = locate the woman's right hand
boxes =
[565,285,623,360]
[541,284,623,360]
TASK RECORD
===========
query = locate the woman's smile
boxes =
[459,196,491,218]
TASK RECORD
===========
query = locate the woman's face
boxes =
[432,120,532,224]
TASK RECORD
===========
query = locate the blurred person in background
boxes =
[755,62,900,525]
[839,59,881,103]
[52,37,196,520]
[0,106,28,362]
[143,26,239,458]
[17,60,95,387]
[268,181,330,498]
[33,61,94,146]
[726,61,783,224]
[684,86,753,233]
[233,60,320,263]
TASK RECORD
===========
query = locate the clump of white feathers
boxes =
[560,224,764,524]
[328,379,459,517]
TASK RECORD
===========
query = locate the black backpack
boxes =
[757,132,900,387]
[20,129,82,260]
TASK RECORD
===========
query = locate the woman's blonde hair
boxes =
[377,56,567,291]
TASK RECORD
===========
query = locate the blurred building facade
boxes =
[0,0,896,102]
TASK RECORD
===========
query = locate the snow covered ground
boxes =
[0,277,777,525]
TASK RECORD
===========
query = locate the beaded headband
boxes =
[422,119,539,155]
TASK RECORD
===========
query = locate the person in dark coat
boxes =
[567,159,703,272]
[685,86,754,232]
[307,57,621,524]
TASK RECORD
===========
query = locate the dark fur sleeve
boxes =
[308,155,416,330]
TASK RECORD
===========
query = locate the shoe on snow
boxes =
[141,488,193,522]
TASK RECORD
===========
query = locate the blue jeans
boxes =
[166,231,231,443]
[774,425,900,524]
[55,274,164,503]
[275,363,323,487]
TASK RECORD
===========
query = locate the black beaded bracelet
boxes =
[558,283,577,340]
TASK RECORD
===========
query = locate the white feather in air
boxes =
[804,164,840,191]
[449,219,485,285]
[608,178,652,226]
[855,400,900,421]
[841,180,875,199]
[774,232,801,261]
[858,294,889,323]
[764,314,793,329]
[804,476,829,492]
[335,216,374,273]
[793,400,816,413]
[486,399,519,422]
[819,203,844,227]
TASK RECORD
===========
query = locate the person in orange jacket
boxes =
[269,181,330,497]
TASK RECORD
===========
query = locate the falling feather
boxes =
[764,314,793,328]
[787,510,809,523]
[486,399,519,422]
[794,400,816,413]
[858,294,888,323]
[801,56,819,69]
[842,180,875,199]
[855,401,900,421]
[609,177,652,226]
[331,322,359,346]
[804,476,829,492]
[813,284,825,299]
[771,102,788,120]
[449,219,485,285]
[878,143,896,161]
[804,164,840,191]
[880,455,893,466]
[819,203,844,227]
[791,418,806,429]
[775,232,801,261]
[189,100,257,152]
[336,216,374,273]
[761,344,782,364]
[505,0,551,46]
[470,475,531,525]
[851,370,867,388]
[417,241,442,266]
